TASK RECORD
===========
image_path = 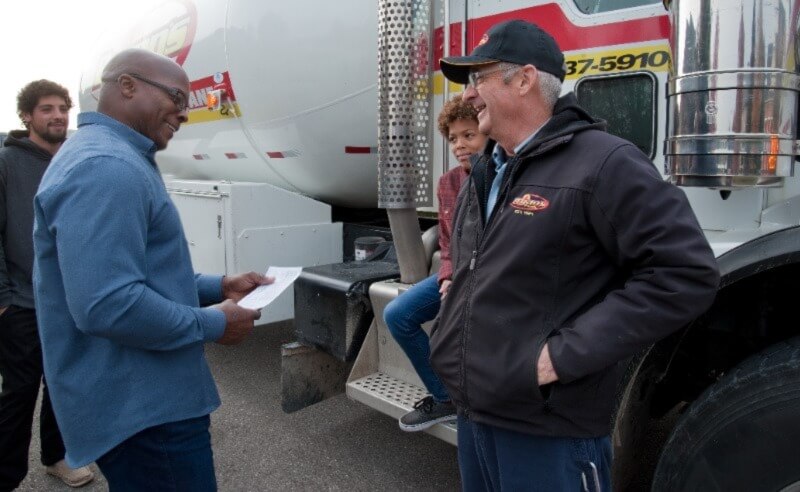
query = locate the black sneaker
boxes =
[399,396,456,432]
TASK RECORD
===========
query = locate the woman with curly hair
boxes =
[383,94,487,431]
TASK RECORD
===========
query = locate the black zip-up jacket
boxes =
[429,93,720,437]
[0,130,54,309]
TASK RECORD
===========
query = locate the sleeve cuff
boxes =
[437,264,452,284]
[199,307,227,342]
[196,274,224,305]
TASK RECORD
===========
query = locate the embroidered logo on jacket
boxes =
[510,193,549,215]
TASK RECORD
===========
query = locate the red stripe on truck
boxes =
[432,3,670,70]
[345,146,377,154]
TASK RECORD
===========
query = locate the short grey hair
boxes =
[499,62,523,84]
[538,71,562,110]
[500,63,561,109]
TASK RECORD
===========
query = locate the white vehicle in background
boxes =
[82,0,800,489]
[81,0,385,323]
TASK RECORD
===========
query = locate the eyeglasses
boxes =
[126,73,189,112]
[467,65,520,87]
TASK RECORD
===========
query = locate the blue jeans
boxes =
[457,415,612,492]
[383,274,450,402]
[96,415,217,492]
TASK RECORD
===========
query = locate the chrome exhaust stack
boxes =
[665,0,800,188]
[377,0,434,283]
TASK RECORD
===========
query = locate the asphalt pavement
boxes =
[19,321,461,491]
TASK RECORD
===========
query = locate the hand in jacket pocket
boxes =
[537,343,560,385]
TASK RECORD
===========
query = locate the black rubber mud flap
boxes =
[280,341,353,413]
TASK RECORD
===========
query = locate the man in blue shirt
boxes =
[33,49,270,490]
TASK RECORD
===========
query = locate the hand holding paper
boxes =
[222,271,274,302]
[237,266,302,310]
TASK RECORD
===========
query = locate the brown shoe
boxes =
[45,460,95,488]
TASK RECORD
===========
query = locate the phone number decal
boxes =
[564,45,671,79]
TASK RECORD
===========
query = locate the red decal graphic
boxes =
[131,0,198,66]
[187,72,237,111]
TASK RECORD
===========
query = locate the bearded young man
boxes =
[0,80,95,490]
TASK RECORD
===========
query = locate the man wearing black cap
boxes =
[428,19,719,490]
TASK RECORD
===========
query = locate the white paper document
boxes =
[237,266,302,310]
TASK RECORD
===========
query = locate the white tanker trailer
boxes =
[80,0,380,208]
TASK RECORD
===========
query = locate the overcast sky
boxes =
[0,0,160,132]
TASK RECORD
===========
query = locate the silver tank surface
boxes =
[665,0,800,188]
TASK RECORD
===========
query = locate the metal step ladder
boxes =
[345,279,457,445]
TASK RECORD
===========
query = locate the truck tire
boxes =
[651,337,800,492]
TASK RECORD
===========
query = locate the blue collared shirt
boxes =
[33,111,226,466]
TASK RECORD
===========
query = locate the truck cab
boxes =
[286,0,800,490]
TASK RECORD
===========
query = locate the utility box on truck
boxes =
[166,178,344,324]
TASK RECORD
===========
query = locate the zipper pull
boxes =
[469,250,477,270]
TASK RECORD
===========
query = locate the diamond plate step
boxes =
[347,372,457,445]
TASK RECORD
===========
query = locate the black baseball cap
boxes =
[440,20,566,84]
